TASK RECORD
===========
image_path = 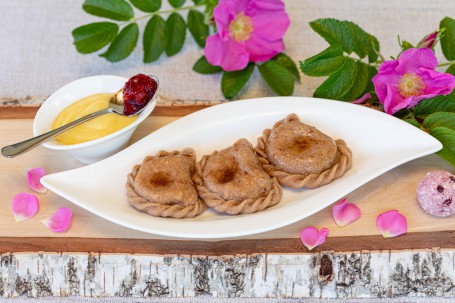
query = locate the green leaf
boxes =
[143,15,167,63]
[193,56,222,74]
[424,112,455,131]
[414,91,455,118]
[309,18,354,53]
[299,45,345,77]
[404,118,421,128]
[129,0,161,12]
[345,21,370,58]
[446,64,455,75]
[367,35,380,63]
[339,61,369,101]
[272,53,300,81]
[100,23,138,62]
[204,0,218,16]
[192,0,205,3]
[430,126,455,166]
[187,9,209,47]
[258,61,294,96]
[169,0,185,7]
[83,0,133,21]
[440,17,455,60]
[221,63,255,99]
[400,40,415,51]
[364,66,378,93]
[165,13,186,56]
[72,22,119,54]
[313,58,358,100]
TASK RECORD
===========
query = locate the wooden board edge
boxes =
[0,231,454,254]
[0,103,217,119]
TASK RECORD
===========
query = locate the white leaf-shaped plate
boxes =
[41,97,442,239]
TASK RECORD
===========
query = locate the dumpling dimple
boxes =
[126,148,207,218]
[266,116,338,175]
[255,113,352,188]
[194,139,282,215]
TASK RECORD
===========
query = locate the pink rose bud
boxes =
[418,31,438,49]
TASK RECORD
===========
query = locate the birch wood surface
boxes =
[0,117,454,243]
[1,250,455,298]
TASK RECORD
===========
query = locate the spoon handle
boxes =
[1,109,111,158]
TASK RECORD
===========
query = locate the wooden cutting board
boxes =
[1,114,455,255]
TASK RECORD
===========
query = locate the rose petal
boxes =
[11,193,39,222]
[300,227,329,251]
[41,207,72,233]
[204,34,249,71]
[333,198,362,227]
[376,210,407,238]
[27,168,47,193]
[352,92,371,104]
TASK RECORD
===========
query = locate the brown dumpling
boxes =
[194,139,282,215]
[126,148,207,218]
[255,113,352,188]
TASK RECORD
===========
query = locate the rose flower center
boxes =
[398,73,426,98]
[229,12,254,42]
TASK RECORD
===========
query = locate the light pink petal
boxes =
[396,48,438,74]
[27,168,47,193]
[245,35,284,62]
[300,227,329,251]
[204,34,249,71]
[11,193,39,222]
[332,198,362,227]
[246,0,290,42]
[376,210,407,238]
[352,92,371,104]
[41,207,72,233]
[213,0,245,40]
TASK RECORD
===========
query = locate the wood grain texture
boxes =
[1,249,455,298]
[0,117,454,249]
[1,231,455,255]
[0,102,216,119]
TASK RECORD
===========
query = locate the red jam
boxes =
[123,74,158,115]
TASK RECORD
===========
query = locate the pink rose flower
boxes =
[372,48,455,115]
[204,0,290,71]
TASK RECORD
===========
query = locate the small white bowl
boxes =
[33,75,156,164]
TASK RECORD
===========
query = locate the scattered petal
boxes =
[352,92,371,104]
[300,227,329,251]
[11,193,39,222]
[27,168,47,193]
[376,210,407,238]
[42,207,72,233]
[333,198,362,227]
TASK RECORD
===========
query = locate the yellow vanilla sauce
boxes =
[52,93,137,145]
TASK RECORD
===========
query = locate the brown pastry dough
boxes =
[194,139,282,215]
[126,148,207,218]
[255,113,352,188]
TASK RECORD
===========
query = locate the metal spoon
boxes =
[1,75,158,158]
